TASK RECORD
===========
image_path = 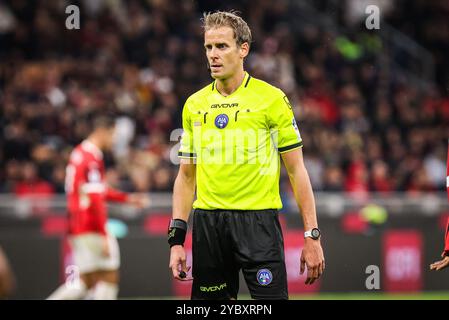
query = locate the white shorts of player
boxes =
[69,233,120,274]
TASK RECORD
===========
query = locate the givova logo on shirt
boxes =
[211,103,239,108]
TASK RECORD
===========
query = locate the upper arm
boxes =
[177,97,198,185]
[178,98,197,159]
[177,160,196,183]
[281,148,306,176]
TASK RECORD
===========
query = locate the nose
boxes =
[208,47,218,60]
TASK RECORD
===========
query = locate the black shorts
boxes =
[191,209,288,300]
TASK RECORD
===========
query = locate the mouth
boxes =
[210,64,222,70]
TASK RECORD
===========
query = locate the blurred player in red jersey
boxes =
[48,114,149,299]
[430,140,449,271]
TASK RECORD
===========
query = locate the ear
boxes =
[240,42,250,59]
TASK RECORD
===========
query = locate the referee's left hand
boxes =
[300,238,325,285]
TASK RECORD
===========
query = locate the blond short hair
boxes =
[202,11,252,47]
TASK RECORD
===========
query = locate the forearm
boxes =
[105,187,128,203]
[172,172,195,222]
[287,166,318,230]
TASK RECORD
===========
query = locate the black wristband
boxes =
[168,219,187,247]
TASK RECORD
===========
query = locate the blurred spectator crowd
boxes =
[0,0,448,198]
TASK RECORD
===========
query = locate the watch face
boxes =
[311,228,320,239]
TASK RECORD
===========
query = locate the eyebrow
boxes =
[204,42,228,48]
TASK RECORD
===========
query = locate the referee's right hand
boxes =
[169,245,193,281]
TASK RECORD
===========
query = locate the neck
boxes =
[87,135,102,151]
[216,69,246,96]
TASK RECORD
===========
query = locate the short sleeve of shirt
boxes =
[267,92,303,154]
[178,98,196,158]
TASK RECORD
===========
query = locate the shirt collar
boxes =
[81,140,104,160]
[212,72,251,96]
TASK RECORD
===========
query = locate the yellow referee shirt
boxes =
[178,72,303,210]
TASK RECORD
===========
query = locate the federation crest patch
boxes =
[215,114,229,129]
[292,118,298,130]
[292,118,302,140]
[257,269,273,286]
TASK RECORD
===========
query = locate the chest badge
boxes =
[214,114,229,129]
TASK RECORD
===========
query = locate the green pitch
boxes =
[289,292,449,300]
[134,291,449,300]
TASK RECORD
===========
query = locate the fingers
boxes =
[432,263,441,271]
[169,252,193,281]
[179,262,194,281]
[430,257,449,271]
[170,262,191,281]
[301,242,325,285]
[305,265,315,285]
[304,260,325,285]
[307,264,320,285]
[312,265,319,283]
[430,260,440,270]
[435,259,449,271]
[169,254,179,279]
[173,266,193,281]
[320,260,325,275]
[431,263,441,271]
[431,261,443,270]
[305,269,314,285]
[181,266,194,281]
[181,257,188,273]
[300,254,305,275]
[170,262,179,279]
[301,250,325,285]
[306,265,319,285]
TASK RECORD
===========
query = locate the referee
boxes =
[168,11,324,300]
